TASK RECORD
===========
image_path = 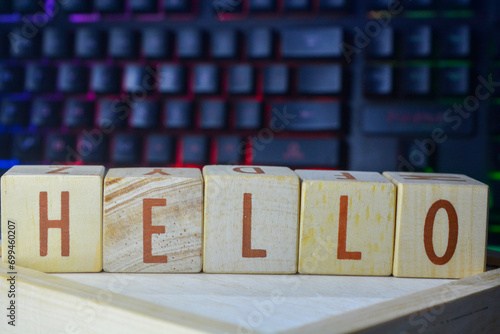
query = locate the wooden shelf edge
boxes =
[283,268,500,334]
[0,263,244,334]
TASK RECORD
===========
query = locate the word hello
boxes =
[0,165,489,279]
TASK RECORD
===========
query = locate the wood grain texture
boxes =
[203,165,300,274]
[384,172,489,278]
[103,168,203,273]
[296,170,396,276]
[1,165,104,272]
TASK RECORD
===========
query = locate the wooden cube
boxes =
[1,165,104,272]
[203,165,300,274]
[383,172,489,279]
[103,168,203,273]
[296,170,396,276]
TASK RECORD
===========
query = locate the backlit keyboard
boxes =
[0,0,499,248]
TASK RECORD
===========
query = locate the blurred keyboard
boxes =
[0,0,499,247]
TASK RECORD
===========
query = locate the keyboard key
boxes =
[108,28,138,59]
[13,0,42,13]
[98,100,128,128]
[42,28,72,59]
[25,64,55,93]
[78,134,108,163]
[297,65,342,95]
[164,0,190,12]
[284,0,311,11]
[112,134,141,164]
[439,67,469,96]
[182,136,208,164]
[193,65,220,94]
[64,99,94,127]
[229,65,254,95]
[200,101,226,129]
[441,25,470,58]
[164,100,192,128]
[211,30,238,59]
[1,100,30,126]
[252,138,340,167]
[489,106,500,135]
[441,0,470,9]
[0,1,12,13]
[13,134,42,161]
[57,64,88,93]
[367,0,395,10]
[146,135,174,164]
[216,136,242,163]
[320,0,347,9]
[158,65,186,94]
[404,26,432,58]
[0,65,23,93]
[248,29,273,59]
[0,134,12,159]
[124,65,155,94]
[31,99,61,127]
[45,134,76,162]
[213,0,242,14]
[142,29,170,59]
[403,65,431,96]
[235,101,262,129]
[9,28,39,59]
[403,0,434,9]
[264,65,289,94]
[177,29,203,59]
[364,65,393,96]
[75,28,105,59]
[249,0,276,12]
[282,27,343,58]
[130,0,157,12]
[94,0,124,12]
[362,104,475,135]
[61,0,92,12]
[130,100,160,128]
[0,34,8,58]
[270,102,342,131]
[399,139,434,172]
[367,28,394,58]
[91,65,122,94]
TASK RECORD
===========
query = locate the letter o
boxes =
[423,200,459,265]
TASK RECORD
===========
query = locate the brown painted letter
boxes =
[337,195,362,260]
[335,172,356,180]
[143,198,168,263]
[424,199,459,265]
[46,167,71,174]
[233,167,265,174]
[39,191,70,257]
[242,193,267,258]
[144,169,170,176]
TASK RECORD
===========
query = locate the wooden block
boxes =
[103,168,203,272]
[203,165,300,274]
[383,172,489,278]
[1,165,104,272]
[296,170,396,276]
